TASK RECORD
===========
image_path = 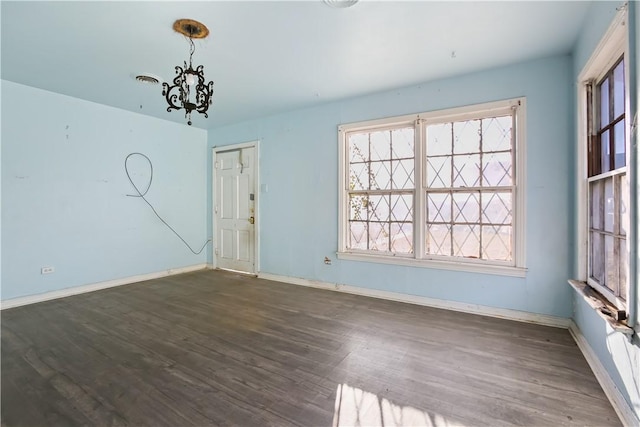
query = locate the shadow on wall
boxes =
[333,383,463,427]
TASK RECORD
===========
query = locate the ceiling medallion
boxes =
[162,19,214,126]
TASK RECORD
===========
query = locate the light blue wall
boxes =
[208,54,574,318]
[571,1,640,421]
[1,80,209,300]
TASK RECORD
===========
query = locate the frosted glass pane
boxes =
[370,131,391,161]
[426,157,451,188]
[619,174,628,236]
[453,120,480,154]
[426,224,451,256]
[427,193,451,223]
[619,239,627,301]
[453,154,480,187]
[426,123,452,156]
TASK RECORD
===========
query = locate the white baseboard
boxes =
[257,272,570,328]
[568,321,639,427]
[0,264,208,310]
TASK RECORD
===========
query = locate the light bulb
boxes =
[185,73,196,86]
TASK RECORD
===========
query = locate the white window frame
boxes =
[337,98,527,277]
[575,9,630,310]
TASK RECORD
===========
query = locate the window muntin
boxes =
[587,55,628,307]
[339,98,524,273]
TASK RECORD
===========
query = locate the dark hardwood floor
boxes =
[1,269,620,426]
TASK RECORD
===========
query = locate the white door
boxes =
[215,147,256,273]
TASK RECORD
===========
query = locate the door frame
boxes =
[212,140,261,273]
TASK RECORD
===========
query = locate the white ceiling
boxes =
[1,1,591,129]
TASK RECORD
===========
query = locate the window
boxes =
[338,98,526,276]
[576,9,630,314]
[586,57,629,310]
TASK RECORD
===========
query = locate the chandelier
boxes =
[162,19,214,126]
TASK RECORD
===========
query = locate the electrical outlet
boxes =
[41,266,54,275]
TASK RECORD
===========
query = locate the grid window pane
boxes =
[427,157,451,188]
[482,225,512,261]
[614,119,625,168]
[453,154,481,187]
[619,174,628,236]
[600,77,610,127]
[590,180,603,230]
[604,235,618,294]
[346,126,415,255]
[453,120,480,154]
[482,152,512,187]
[482,192,512,225]
[603,177,614,233]
[427,193,451,223]
[590,232,604,284]
[619,239,627,302]
[426,224,451,256]
[482,116,512,152]
[601,130,610,173]
[613,60,625,118]
[426,123,452,156]
[453,192,480,223]
[452,224,480,258]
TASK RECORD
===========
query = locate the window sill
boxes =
[336,252,527,277]
[568,279,633,335]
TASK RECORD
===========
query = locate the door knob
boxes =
[249,216,255,224]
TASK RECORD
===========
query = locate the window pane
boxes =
[604,178,614,233]
[349,221,367,250]
[600,77,609,128]
[601,130,610,173]
[390,223,413,253]
[427,192,451,223]
[369,222,389,252]
[481,116,512,152]
[370,161,392,190]
[482,192,512,225]
[453,192,480,223]
[349,194,368,221]
[369,195,390,222]
[590,232,604,284]
[589,180,603,231]
[453,154,480,187]
[391,128,414,159]
[614,119,625,169]
[453,224,480,258]
[604,235,618,294]
[481,225,512,261]
[453,120,480,154]
[619,174,628,236]
[613,60,625,118]
[349,162,369,191]
[426,123,452,156]
[482,151,512,187]
[349,133,369,163]
[370,131,391,160]
[619,239,627,301]
[426,224,451,256]
[426,157,451,188]
[392,159,414,189]
[390,194,413,223]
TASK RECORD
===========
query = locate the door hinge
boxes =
[214,161,219,169]
[214,205,218,214]
[215,248,219,255]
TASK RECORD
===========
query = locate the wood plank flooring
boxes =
[1,269,620,426]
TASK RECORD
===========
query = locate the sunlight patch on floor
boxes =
[332,383,465,427]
